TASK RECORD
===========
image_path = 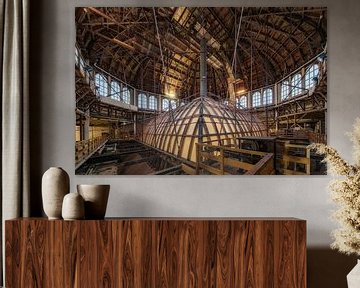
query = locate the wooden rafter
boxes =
[76,7,327,97]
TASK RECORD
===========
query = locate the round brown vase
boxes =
[42,167,70,219]
[62,192,85,220]
[77,184,110,219]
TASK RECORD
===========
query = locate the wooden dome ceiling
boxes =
[142,96,266,162]
[76,7,327,99]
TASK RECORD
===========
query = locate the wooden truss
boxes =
[76,7,327,98]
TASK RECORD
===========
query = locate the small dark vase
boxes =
[77,184,110,219]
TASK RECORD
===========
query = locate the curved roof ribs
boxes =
[142,96,266,162]
[76,7,326,99]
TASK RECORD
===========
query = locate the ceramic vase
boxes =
[62,192,85,220]
[42,167,70,219]
[347,260,360,288]
[77,184,110,219]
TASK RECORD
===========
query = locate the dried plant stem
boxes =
[309,118,360,256]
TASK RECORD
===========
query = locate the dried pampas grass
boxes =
[309,118,360,256]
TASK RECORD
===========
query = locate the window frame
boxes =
[122,87,131,104]
[236,96,247,109]
[148,95,157,110]
[162,98,170,111]
[95,73,108,97]
[110,81,121,101]
[170,99,177,109]
[263,88,273,105]
[240,96,247,108]
[138,93,148,109]
[305,64,320,89]
[281,81,290,100]
[252,91,261,107]
[291,73,302,96]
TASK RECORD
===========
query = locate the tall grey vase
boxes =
[42,167,70,219]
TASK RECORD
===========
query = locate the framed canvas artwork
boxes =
[75,7,327,175]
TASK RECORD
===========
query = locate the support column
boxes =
[132,89,137,106]
[79,117,83,140]
[200,38,207,98]
[158,95,162,112]
[227,76,236,102]
[224,62,236,102]
[133,113,137,139]
[301,67,306,93]
[83,110,90,140]
[109,123,116,139]
[198,38,207,144]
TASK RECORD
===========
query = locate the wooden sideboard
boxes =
[5,218,306,287]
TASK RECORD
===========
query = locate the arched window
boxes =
[281,81,290,100]
[291,73,302,96]
[95,73,108,97]
[263,88,273,105]
[110,81,121,101]
[252,91,261,107]
[170,100,177,109]
[138,93,147,109]
[305,64,319,89]
[148,95,157,110]
[236,96,247,109]
[240,96,247,108]
[122,87,131,104]
[162,98,169,111]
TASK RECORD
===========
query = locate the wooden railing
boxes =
[75,135,108,167]
[244,153,275,175]
[195,143,274,175]
[282,143,310,175]
[273,129,326,144]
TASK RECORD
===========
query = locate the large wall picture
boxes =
[75,7,327,175]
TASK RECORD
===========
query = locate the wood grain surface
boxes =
[5,218,306,288]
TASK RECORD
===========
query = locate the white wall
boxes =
[32,0,360,250]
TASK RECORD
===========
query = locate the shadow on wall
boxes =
[29,0,45,216]
[308,248,357,288]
